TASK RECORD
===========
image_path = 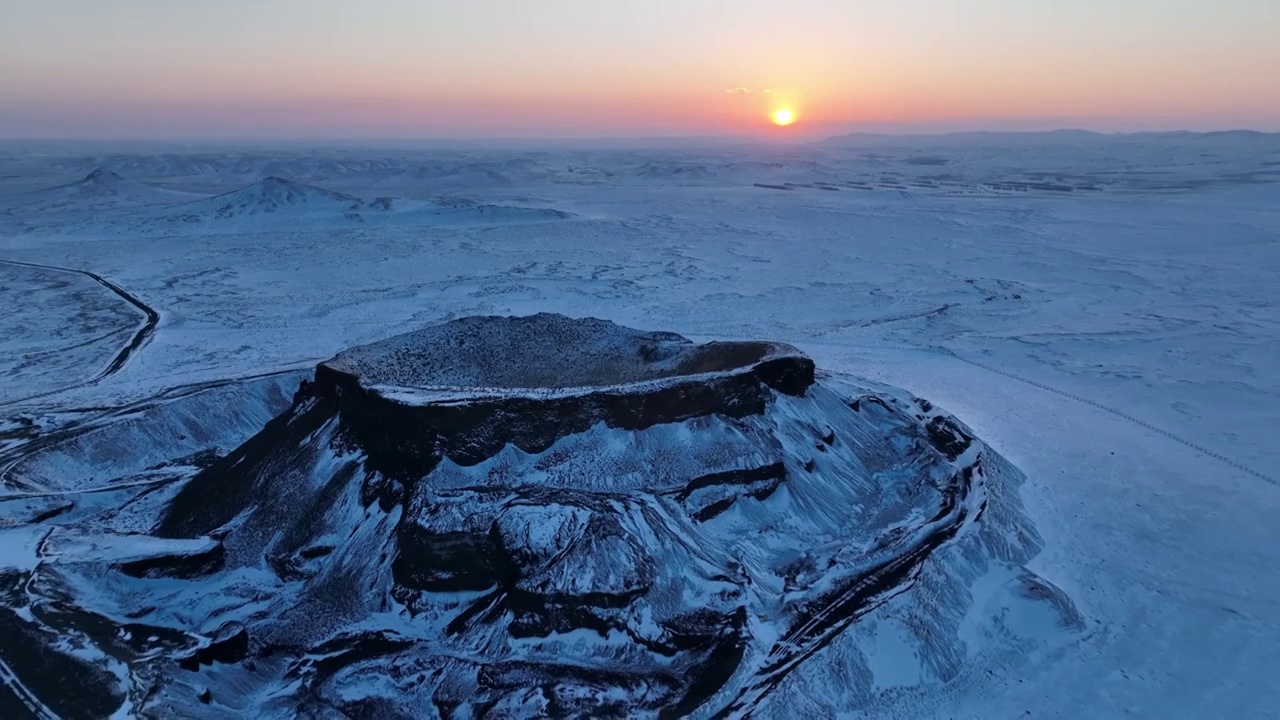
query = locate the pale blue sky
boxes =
[1,0,1276,137]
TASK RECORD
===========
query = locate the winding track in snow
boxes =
[0,259,160,409]
[939,349,1278,486]
[0,365,312,495]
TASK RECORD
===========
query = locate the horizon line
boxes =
[2,127,1278,147]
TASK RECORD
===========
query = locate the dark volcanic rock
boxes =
[313,313,813,480]
[116,540,226,579]
[926,414,975,460]
[0,607,127,718]
[3,313,1069,718]
[178,622,250,671]
[321,313,811,391]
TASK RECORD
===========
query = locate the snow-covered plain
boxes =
[1,131,1278,716]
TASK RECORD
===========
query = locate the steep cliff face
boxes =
[312,314,813,487]
[3,315,1080,717]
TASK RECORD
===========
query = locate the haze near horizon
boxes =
[2,0,1277,138]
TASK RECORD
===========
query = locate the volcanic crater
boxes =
[1,314,1081,718]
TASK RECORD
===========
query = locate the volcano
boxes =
[0,314,1079,717]
[169,176,363,220]
[5,167,197,212]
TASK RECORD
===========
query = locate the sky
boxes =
[1,0,1277,139]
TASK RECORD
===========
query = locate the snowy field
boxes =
[1,131,1278,716]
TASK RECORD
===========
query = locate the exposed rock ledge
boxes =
[312,313,815,480]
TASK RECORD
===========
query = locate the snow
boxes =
[39,527,218,566]
[325,312,793,390]
[167,176,362,219]
[0,525,46,572]
[0,261,141,404]
[3,168,201,213]
[1,131,1278,716]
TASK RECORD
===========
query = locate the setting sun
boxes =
[771,108,796,126]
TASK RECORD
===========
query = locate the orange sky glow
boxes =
[1,1,1276,138]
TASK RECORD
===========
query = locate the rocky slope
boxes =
[0,315,1080,717]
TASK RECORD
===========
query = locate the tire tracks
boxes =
[941,349,1278,486]
[804,338,1276,487]
[0,365,313,494]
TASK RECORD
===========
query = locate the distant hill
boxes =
[416,196,575,224]
[149,177,573,228]
[408,158,556,186]
[167,176,362,220]
[635,162,718,180]
[4,167,197,212]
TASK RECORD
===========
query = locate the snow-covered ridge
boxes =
[324,312,809,392]
[311,314,814,482]
[366,362,787,405]
[0,314,1077,716]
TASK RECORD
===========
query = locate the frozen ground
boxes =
[0,260,144,405]
[1,131,1278,716]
